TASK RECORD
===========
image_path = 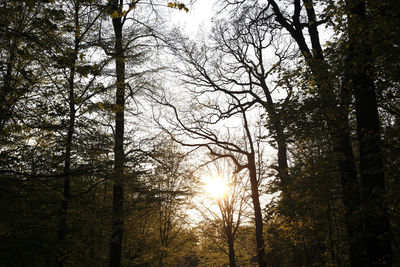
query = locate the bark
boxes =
[258,79,289,193]
[347,1,392,265]
[248,156,266,267]
[327,205,337,265]
[109,2,126,266]
[241,102,266,267]
[220,199,237,267]
[56,72,75,267]
[227,235,236,267]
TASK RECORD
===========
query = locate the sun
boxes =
[202,176,229,199]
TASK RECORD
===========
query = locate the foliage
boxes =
[1,0,399,266]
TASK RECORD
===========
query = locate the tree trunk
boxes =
[109,2,126,266]
[56,76,75,266]
[56,4,79,265]
[227,236,236,267]
[259,79,289,190]
[267,1,366,265]
[332,101,365,267]
[248,156,266,267]
[347,1,392,265]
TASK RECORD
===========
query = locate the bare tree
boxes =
[195,158,250,267]
[153,78,268,266]
[148,140,193,267]
[158,9,296,264]
[211,6,295,200]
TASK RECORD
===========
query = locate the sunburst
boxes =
[202,175,229,199]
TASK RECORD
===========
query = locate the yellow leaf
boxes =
[110,10,119,18]
[167,2,189,12]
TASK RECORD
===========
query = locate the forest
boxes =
[0,0,399,266]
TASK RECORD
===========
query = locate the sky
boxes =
[159,0,282,223]
[166,0,217,36]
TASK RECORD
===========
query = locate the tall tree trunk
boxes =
[262,93,291,208]
[56,3,79,265]
[347,1,392,265]
[109,2,126,266]
[248,157,266,267]
[259,79,289,191]
[298,11,364,264]
[332,93,365,267]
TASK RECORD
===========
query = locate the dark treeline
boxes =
[0,0,399,267]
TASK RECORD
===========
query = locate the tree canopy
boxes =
[1,0,399,266]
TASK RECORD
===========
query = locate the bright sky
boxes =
[160,0,281,223]
[166,0,216,36]
[202,172,230,199]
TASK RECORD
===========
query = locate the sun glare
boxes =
[203,176,229,199]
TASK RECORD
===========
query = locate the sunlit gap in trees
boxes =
[202,174,230,200]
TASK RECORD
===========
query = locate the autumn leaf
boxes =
[110,10,119,18]
[167,1,189,12]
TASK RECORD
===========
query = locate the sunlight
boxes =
[202,175,229,199]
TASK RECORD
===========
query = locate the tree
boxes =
[154,74,268,266]
[229,0,397,264]
[195,158,250,267]
[263,92,351,266]
[1,0,197,266]
[49,2,104,265]
[103,1,189,265]
[345,1,393,264]
[147,140,193,267]
[209,5,294,202]
[217,0,394,264]
[0,0,61,144]
[1,0,399,265]
[162,9,296,263]
[260,1,366,264]
[107,1,127,265]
